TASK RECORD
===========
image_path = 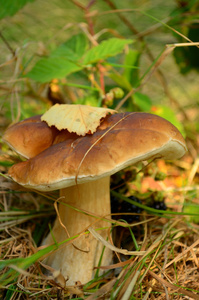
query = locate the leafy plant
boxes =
[1,0,199,299]
[0,0,35,19]
[26,36,133,83]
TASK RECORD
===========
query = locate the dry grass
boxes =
[1,154,199,299]
[1,1,199,299]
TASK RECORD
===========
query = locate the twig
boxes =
[0,32,15,57]
[115,46,174,110]
[103,1,190,118]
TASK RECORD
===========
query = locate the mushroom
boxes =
[2,115,59,159]
[3,111,187,285]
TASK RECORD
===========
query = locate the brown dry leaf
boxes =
[41,104,116,136]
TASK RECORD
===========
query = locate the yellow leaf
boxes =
[41,104,116,136]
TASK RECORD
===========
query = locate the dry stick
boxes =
[78,24,105,96]
[70,0,85,10]
[86,0,96,10]
[72,0,106,96]
[136,17,171,38]
[85,0,96,36]
[103,1,139,35]
[0,56,16,69]
[75,112,135,182]
[103,1,189,119]
[54,198,71,240]
[0,32,16,57]
[116,42,197,123]
[116,45,174,110]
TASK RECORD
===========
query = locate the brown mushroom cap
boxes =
[7,112,187,191]
[2,115,59,159]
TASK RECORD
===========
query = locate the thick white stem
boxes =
[43,177,112,285]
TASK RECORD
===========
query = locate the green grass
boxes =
[1,0,199,298]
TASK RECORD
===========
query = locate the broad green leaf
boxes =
[124,49,140,86]
[0,0,35,19]
[27,34,87,82]
[27,57,81,82]
[133,92,152,112]
[51,34,88,61]
[83,38,133,65]
[109,73,132,91]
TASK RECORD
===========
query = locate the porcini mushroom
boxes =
[2,115,59,159]
[3,110,187,285]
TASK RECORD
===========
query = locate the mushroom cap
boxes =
[7,112,187,191]
[2,115,59,159]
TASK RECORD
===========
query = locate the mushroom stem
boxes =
[43,176,112,285]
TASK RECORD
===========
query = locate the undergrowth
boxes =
[1,0,199,299]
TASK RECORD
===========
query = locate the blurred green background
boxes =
[1,0,199,149]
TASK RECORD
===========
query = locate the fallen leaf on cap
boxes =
[41,104,117,136]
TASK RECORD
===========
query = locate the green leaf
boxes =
[27,57,82,82]
[0,0,35,19]
[82,38,133,65]
[133,92,152,112]
[123,49,140,86]
[51,33,88,61]
[109,73,132,91]
[76,94,99,107]
[26,34,88,82]
[26,37,132,83]
[0,161,14,167]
